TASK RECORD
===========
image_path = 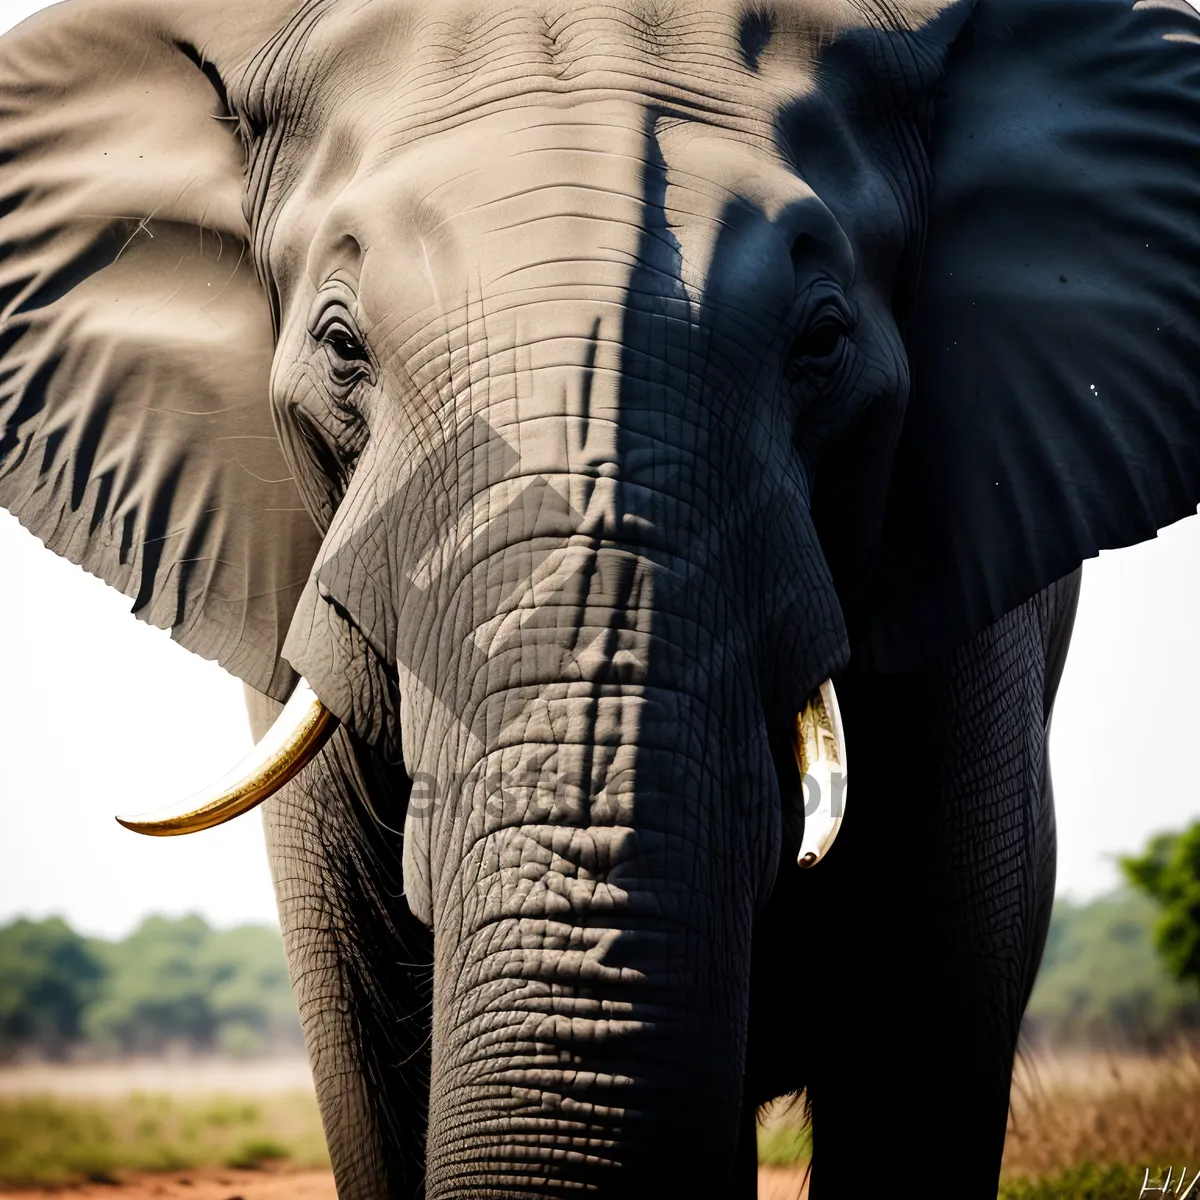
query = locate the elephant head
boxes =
[2,0,1200,1194]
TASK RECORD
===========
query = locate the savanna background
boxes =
[1,0,1200,1193]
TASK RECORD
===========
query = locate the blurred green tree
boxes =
[204,925,299,1057]
[1025,888,1200,1046]
[1123,822,1200,987]
[0,918,104,1059]
[82,915,301,1056]
[83,915,218,1053]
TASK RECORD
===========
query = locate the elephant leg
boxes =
[731,1096,763,1199]
[747,570,1080,1196]
[249,692,432,1200]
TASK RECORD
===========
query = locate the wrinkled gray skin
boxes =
[231,2,1071,1192]
[0,0,1158,1193]
[245,6,931,1194]
[239,6,940,1193]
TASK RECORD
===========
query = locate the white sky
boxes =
[1,0,1199,938]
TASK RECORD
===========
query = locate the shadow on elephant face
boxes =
[3,0,1200,1191]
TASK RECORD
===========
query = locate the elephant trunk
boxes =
[416,557,780,1196]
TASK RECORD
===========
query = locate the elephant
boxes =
[2,0,1200,1193]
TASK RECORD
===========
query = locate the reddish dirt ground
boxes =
[757,1166,812,1198]
[0,1167,334,1199]
[2,1167,811,1198]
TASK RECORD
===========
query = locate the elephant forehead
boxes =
[245,0,965,292]
[258,0,960,145]
[304,104,811,286]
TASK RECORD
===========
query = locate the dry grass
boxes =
[753,1045,1200,1199]
[3,1049,1198,1194]
[757,1095,812,1169]
[0,1092,329,1188]
[1004,1043,1200,1179]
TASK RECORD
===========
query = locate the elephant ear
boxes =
[0,0,318,700]
[859,0,1200,672]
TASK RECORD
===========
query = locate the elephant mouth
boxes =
[113,666,848,866]
[278,568,406,760]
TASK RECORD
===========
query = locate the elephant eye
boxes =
[788,308,850,379]
[310,308,373,389]
[323,322,367,362]
[800,321,845,360]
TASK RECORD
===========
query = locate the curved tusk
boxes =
[116,678,337,837]
[793,679,847,868]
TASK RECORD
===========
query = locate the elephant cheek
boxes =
[281,573,404,763]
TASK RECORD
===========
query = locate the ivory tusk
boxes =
[116,678,337,837]
[793,679,847,868]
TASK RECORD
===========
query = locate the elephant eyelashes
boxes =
[325,323,367,361]
[323,324,371,384]
[800,321,845,360]
[311,310,374,390]
[785,309,850,383]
